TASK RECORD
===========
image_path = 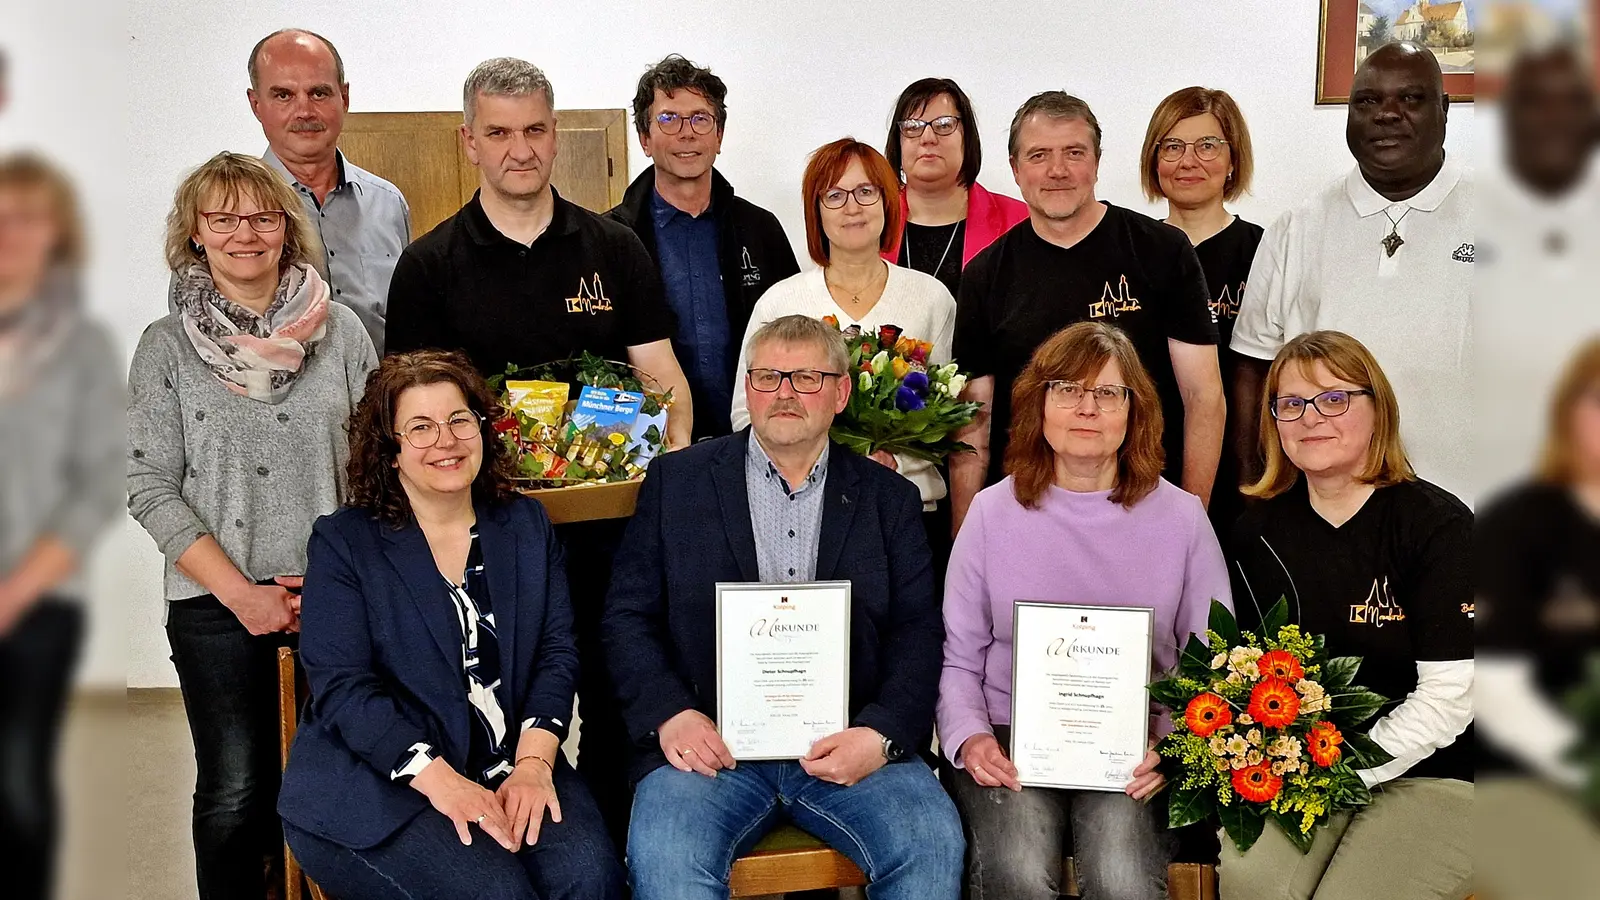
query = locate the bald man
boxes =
[169,29,410,353]
[1231,41,1475,505]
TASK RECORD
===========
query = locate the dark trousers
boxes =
[0,599,83,900]
[166,595,298,900]
[284,755,624,900]
[554,519,634,857]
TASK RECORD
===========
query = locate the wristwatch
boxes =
[880,732,906,762]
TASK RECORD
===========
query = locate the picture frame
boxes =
[1317,0,1477,104]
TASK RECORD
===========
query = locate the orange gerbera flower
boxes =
[1247,679,1301,728]
[1258,650,1305,682]
[1232,762,1283,803]
[1184,693,1232,738]
[1308,721,1343,767]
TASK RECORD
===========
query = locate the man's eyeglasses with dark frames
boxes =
[747,368,843,394]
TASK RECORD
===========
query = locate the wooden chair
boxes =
[276,647,333,900]
[727,824,866,897]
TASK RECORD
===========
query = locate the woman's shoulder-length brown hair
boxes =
[344,349,520,527]
[1536,336,1600,484]
[1243,330,1414,500]
[0,151,86,268]
[800,138,903,267]
[1005,321,1165,509]
[1139,86,1254,204]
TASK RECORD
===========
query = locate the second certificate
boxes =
[716,581,852,760]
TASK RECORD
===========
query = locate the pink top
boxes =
[884,181,1030,268]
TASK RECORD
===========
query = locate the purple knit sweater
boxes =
[937,477,1232,766]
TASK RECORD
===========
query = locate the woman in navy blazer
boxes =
[277,350,623,900]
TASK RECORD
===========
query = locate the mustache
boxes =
[764,399,806,418]
[287,121,327,133]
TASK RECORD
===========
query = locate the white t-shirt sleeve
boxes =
[1229,211,1294,361]
[1355,658,1474,787]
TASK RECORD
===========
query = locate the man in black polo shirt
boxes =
[607,54,799,440]
[387,57,693,448]
[949,91,1225,535]
[385,57,695,852]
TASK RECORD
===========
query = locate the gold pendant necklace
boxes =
[1381,207,1412,258]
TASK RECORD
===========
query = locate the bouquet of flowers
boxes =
[486,352,673,487]
[821,316,982,463]
[1150,598,1394,853]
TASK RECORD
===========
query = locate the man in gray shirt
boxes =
[169,29,409,353]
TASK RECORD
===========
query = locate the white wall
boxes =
[118,0,1476,686]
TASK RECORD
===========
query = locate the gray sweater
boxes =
[0,316,125,601]
[127,303,377,601]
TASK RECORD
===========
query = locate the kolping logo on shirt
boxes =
[1349,576,1406,627]
[1451,243,1475,263]
[741,246,762,287]
[1209,282,1244,324]
[566,273,614,314]
[1089,275,1142,319]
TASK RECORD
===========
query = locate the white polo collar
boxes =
[1345,154,1463,218]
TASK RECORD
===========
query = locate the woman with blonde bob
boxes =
[1222,331,1473,900]
[938,321,1228,899]
[127,152,376,900]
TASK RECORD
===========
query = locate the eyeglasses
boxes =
[654,111,717,135]
[897,115,962,138]
[1269,389,1372,422]
[1157,136,1229,162]
[395,411,483,449]
[199,210,287,234]
[747,368,843,394]
[820,185,882,209]
[1046,380,1132,412]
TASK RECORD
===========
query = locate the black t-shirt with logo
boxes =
[954,203,1218,485]
[1194,216,1265,537]
[385,189,677,378]
[898,219,966,300]
[1230,479,1474,781]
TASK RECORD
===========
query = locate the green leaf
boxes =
[1329,689,1387,729]
[1149,679,1193,712]
[1209,600,1243,649]
[1341,731,1394,768]
[1270,808,1316,853]
[1320,657,1362,690]
[1218,802,1265,854]
[1180,634,1216,679]
[1262,596,1289,637]
[1166,785,1212,830]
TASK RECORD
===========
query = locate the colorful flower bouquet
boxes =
[486,353,673,487]
[821,316,982,463]
[1150,598,1395,853]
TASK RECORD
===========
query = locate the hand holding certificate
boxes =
[1009,602,1154,791]
[716,582,852,760]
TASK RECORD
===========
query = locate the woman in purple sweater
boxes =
[937,321,1230,900]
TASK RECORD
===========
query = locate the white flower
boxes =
[1210,652,1227,670]
[859,371,873,392]
[947,373,968,397]
[937,362,960,380]
[870,351,890,375]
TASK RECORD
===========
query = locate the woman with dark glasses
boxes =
[1222,330,1473,900]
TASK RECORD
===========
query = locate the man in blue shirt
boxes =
[609,55,800,439]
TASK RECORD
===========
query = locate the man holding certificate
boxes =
[938,323,1230,900]
[604,315,963,900]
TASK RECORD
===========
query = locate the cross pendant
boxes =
[1381,229,1405,258]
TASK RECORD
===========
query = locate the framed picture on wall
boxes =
[1317,0,1478,104]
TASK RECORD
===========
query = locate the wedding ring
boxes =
[680,747,696,756]
[475,814,487,824]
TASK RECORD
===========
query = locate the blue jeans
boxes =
[283,756,624,900]
[628,759,964,900]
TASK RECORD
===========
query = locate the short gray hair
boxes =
[746,315,849,374]
[248,29,346,89]
[463,57,555,126]
[1008,91,1102,160]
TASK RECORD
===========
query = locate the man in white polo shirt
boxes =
[1232,41,1474,504]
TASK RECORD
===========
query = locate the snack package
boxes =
[566,386,642,445]
[506,380,570,471]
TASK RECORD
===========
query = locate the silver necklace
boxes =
[1381,207,1412,258]
[907,220,960,276]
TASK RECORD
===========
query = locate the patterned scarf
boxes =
[0,266,79,399]
[173,262,330,404]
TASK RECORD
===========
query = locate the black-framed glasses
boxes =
[1046,380,1132,412]
[654,111,717,135]
[200,210,287,234]
[747,368,843,394]
[1157,136,1229,162]
[820,185,882,209]
[1269,389,1372,422]
[897,115,962,138]
[395,410,483,449]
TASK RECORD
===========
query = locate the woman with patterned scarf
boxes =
[127,151,377,900]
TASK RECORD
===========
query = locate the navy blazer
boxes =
[277,495,578,849]
[602,429,943,783]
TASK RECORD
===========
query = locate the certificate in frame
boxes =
[1008,602,1154,791]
